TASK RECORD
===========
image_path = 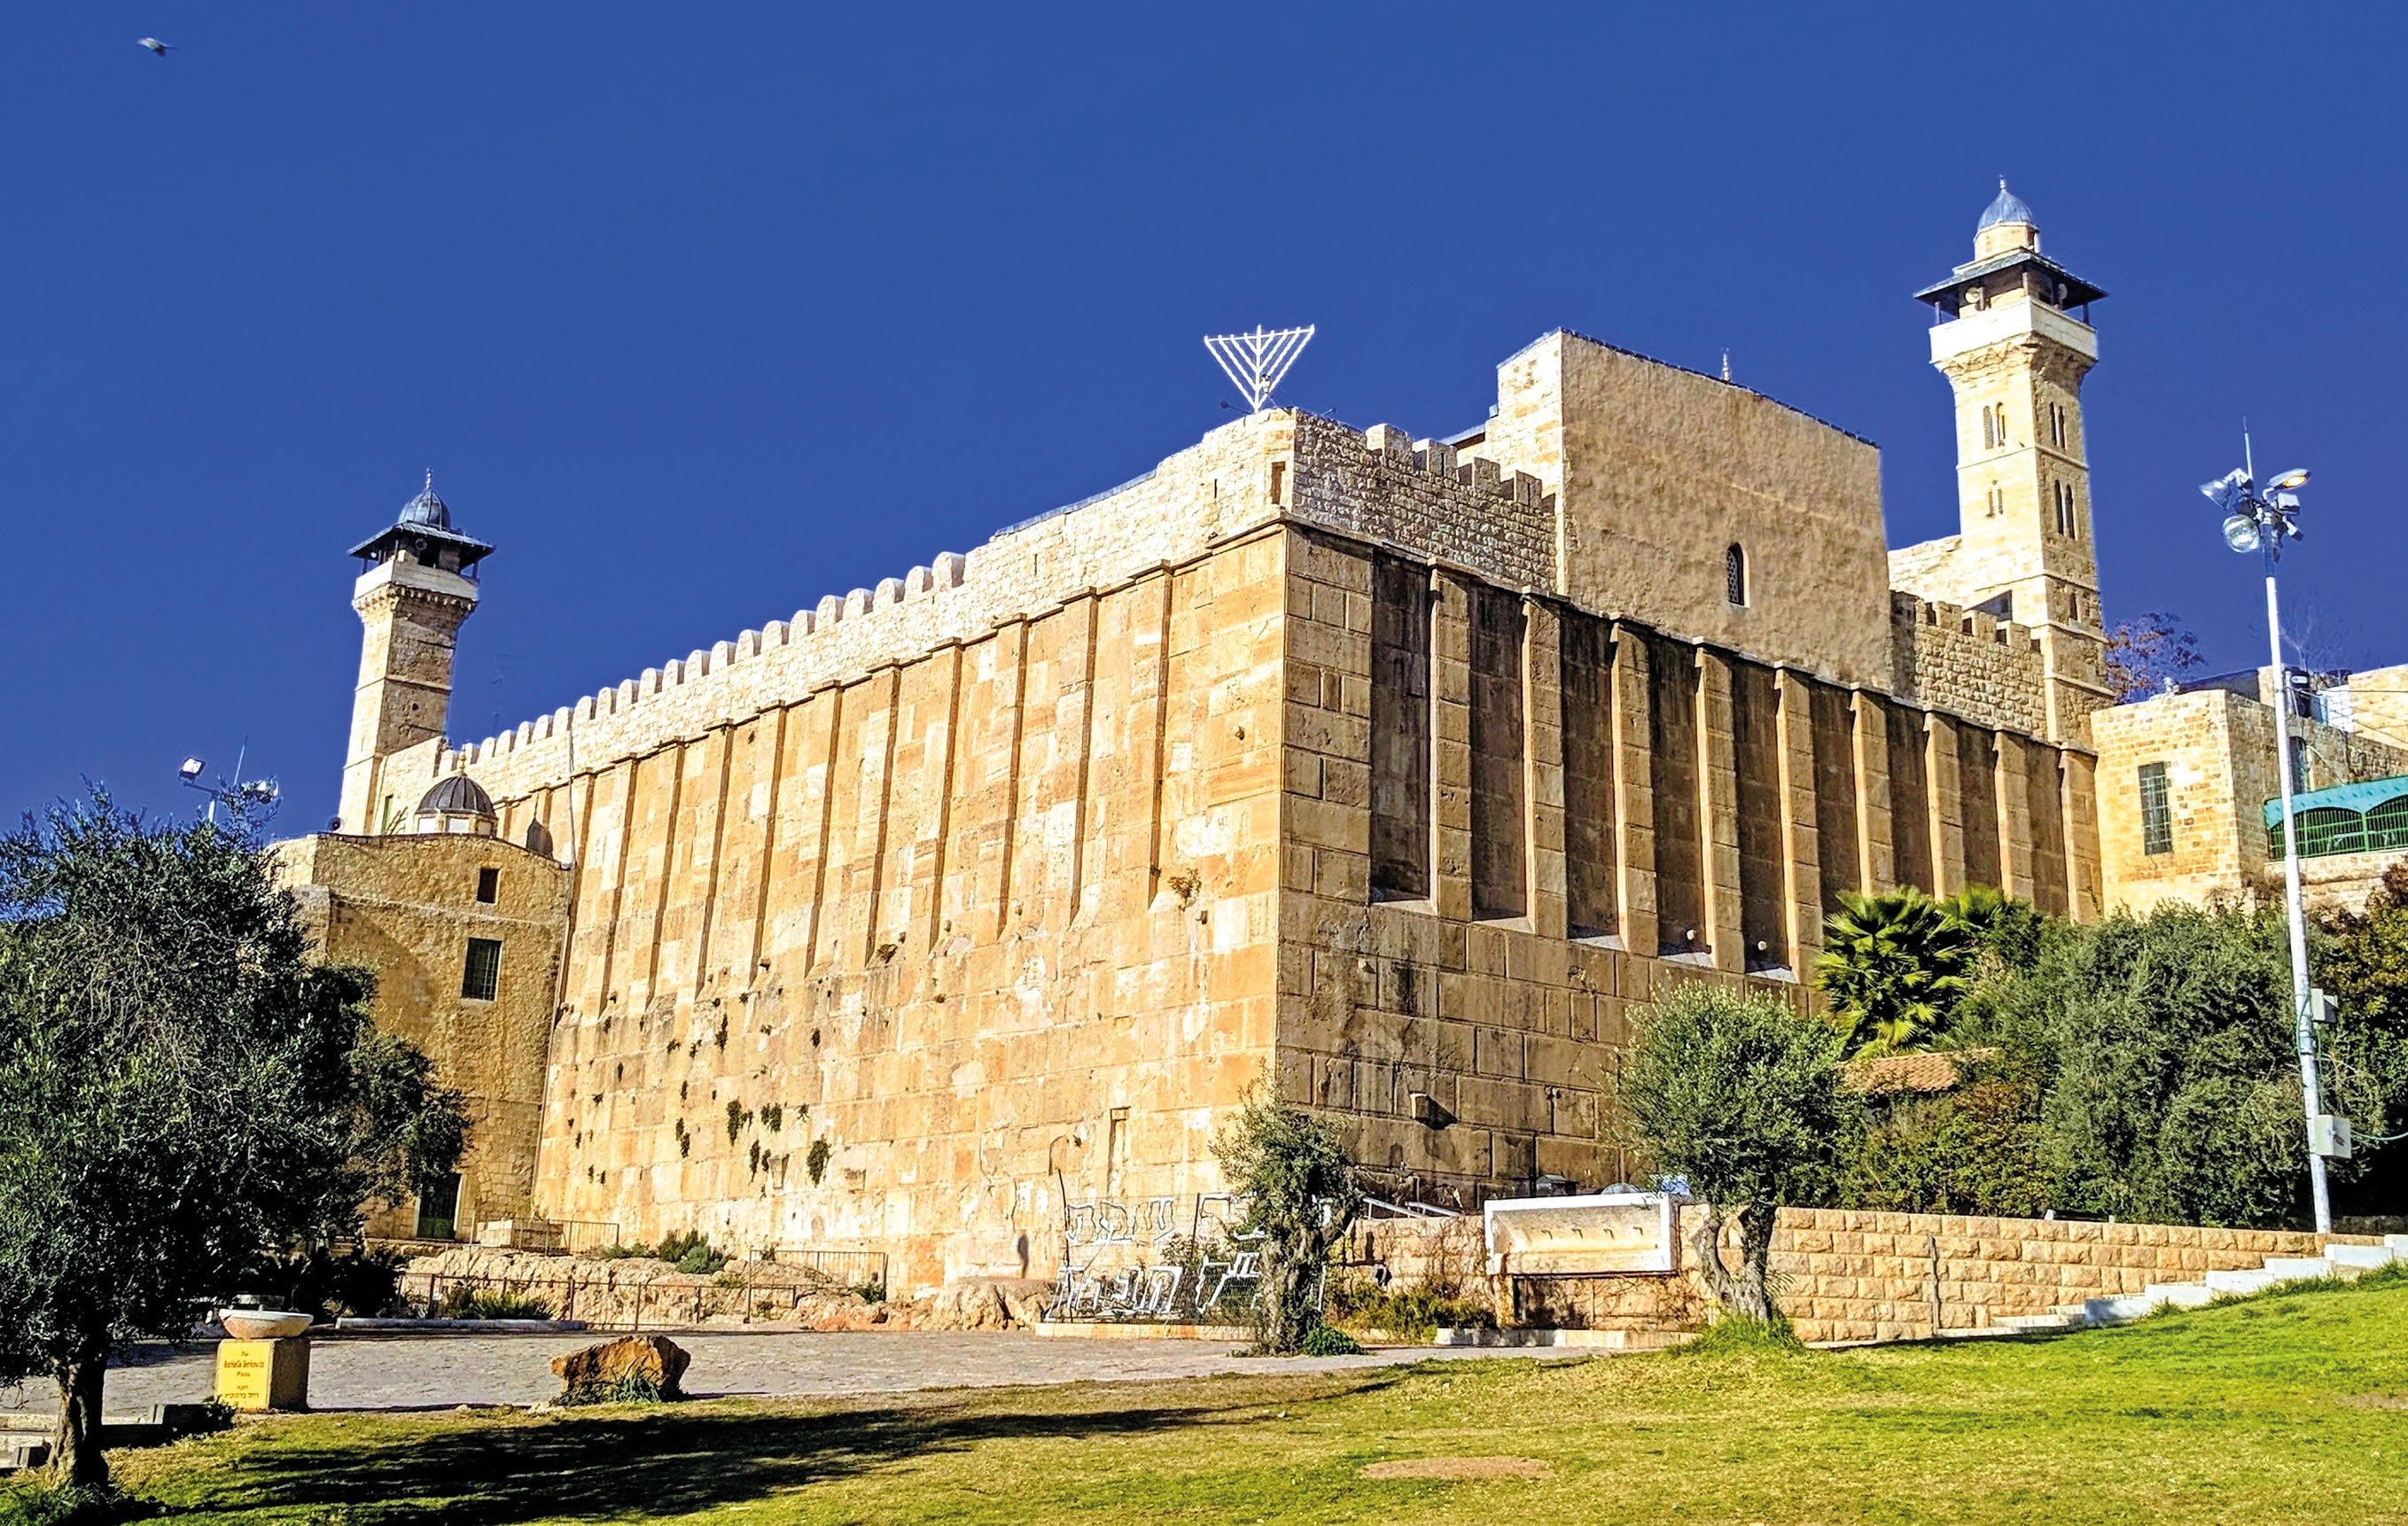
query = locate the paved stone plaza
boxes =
[0,1332,1554,1414]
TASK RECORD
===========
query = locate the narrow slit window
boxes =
[1725,543,1747,606]
[476,867,500,903]
[462,937,503,1001]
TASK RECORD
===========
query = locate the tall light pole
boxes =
[2201,456,2332,1232]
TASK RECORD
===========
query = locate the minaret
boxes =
[337,476,494,834]
[1915,181,2112,744]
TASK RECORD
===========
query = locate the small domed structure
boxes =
[1974,178,2040,259]
[1976,177,2036,232]
[399,472,453,531]
[416,774,497,836]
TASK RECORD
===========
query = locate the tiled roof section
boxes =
[1840,1047,1998,1095]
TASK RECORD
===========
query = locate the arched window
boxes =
[1725,543,1748,606]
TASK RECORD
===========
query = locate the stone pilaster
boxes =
[1696,649,1745,975]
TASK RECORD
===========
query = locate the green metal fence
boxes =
[2264,777,2408,860]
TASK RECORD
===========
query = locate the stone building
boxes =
[281,189,2128,1287]
[2093,665,2408,915]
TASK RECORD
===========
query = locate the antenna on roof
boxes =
[1721,349,1732,383]
[1204,325,1314,413]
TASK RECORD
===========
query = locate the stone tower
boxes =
[337,477,494,834]
[1913,182,2112,743]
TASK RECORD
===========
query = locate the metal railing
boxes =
[761,1248,888,1293]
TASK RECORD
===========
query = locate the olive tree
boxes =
[0,791,465,1489]
[1211,1095,1363,1354]
[1618,982,1846,1325]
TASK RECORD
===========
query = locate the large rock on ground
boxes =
[550,1334,690,1400]
[910,1277,1055,1331]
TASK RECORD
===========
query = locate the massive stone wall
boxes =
[304,372,2127,1286]
[515,528,1294,1288]
[1269,528,2101,1209]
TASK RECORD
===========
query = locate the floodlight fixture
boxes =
[2223,514,2262,553]
[2199,468,2251,515]
[2269,467,2311,490]
[179,757,207,781]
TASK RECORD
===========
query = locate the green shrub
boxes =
[1837,1070,2051,1218]
[652,1229,727,1275]
[1297,1325,1366,1357]
[1675,1312,1805,1358]
[1975,904,2318,1226]
[437,1286,554,1320]
[852,1278,885,1304]
[807,1138,832,1184]
[177,1401,235,1436]
[558,1371,666,1407]
[587,1232,726,1272]
[1325,1280,1495,1340]
[0,1482,153,1524]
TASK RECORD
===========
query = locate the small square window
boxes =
[462,938,503,1001]
[476,867,500,904]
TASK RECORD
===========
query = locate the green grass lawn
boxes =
[67,1273,2408,1525]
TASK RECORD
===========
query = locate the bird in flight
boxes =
[138,37,174,56]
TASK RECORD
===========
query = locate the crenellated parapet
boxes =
[1887,589,2051,739]
[419,409,1559,817]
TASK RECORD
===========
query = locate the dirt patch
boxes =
[1360,1456,1555,1480]
[2337,1390,2408,1411]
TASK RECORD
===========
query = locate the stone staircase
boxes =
[2072,1234,2408,1328]
[1922,1234,2405,1338]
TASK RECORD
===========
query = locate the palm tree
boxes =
[1814,888,1976,1057]
[1938,884,2046,971]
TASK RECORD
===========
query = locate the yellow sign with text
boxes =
[214,1338,310,1412]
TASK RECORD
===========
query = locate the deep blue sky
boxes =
[5,4,2403,829]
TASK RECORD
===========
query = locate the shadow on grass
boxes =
[168,1374,1405,1523]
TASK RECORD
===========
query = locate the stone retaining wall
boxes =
[402,1247,1048,1332]
[1574,1207,2374,1343]
[1372,1206,2381,1346]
